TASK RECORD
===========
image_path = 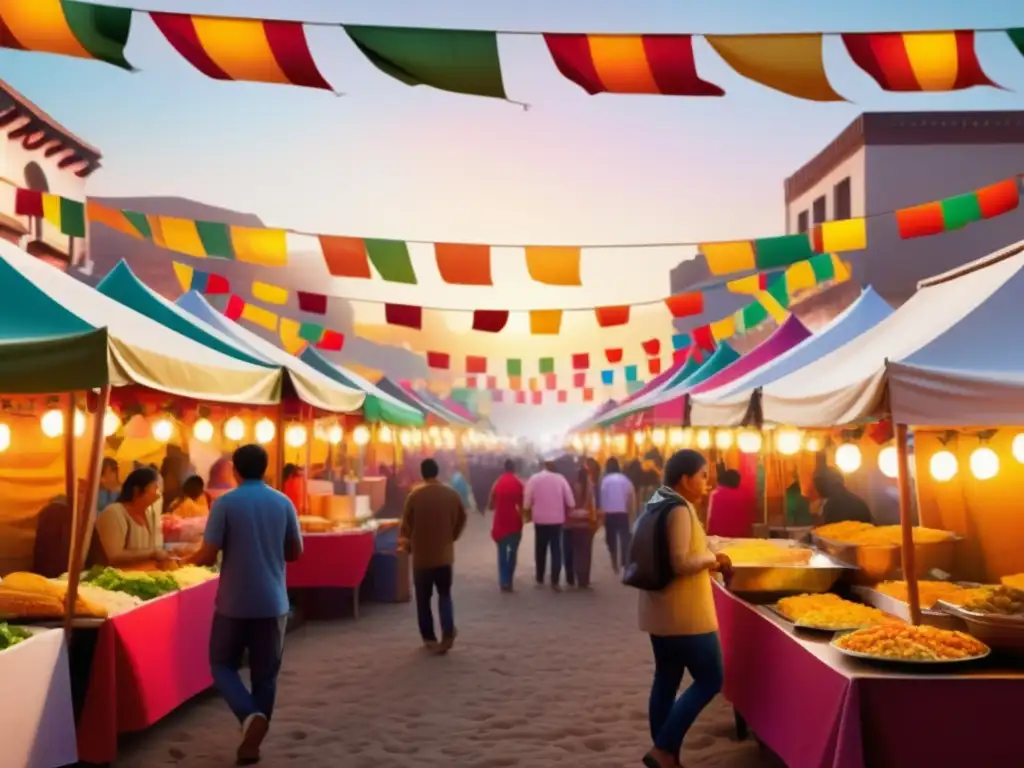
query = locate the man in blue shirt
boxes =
[188,444,302,765]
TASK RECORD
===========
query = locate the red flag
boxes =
[573,372,587,388]
[531,390,543,404]
[472,309,509,333]
[642,338,661,356]
[426,351,450,370]
[205,273,230,294]
[14,188,43,217]
[466,376,478,389]
[648,357,662,376]
[466,355,488,374]
[605,348,623,364]
[583,387,594,402]
[224,294,245,321]
[572,352,590,370]
[316,329,345,351]
[516,391,526,404]
[545,373,557,390]
[486,375,497,389]
[297,291,328,315]
[692,325,714,351]
[385,303,422,329]
[595,305,630,327]
[557,390,568,403]
[664,291,704,318]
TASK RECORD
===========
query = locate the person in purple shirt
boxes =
[523,456,575,591]
[599,457,637,573]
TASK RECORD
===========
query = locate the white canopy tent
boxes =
[759,240,1024,427]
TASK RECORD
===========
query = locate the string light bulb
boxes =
[695,430,712,450]
[378,425,393,444]
[651,428,667,447]
[571,435,584,452]
[41,409,64,438]
[327,424,344,445]
[775,429,802,456]
[0,423,10,452]
[192,418,214,443]
[737,429,762,454]
[930,451,958,482]
[224,416,246,442]
[804,435,822,452]
[152,417,174,443]
[255,418,276,445]
[970,447,999,480]
[400,429,414,448]
[668,427,685,448]
[835,443,862,473]
[103,408,121,437]
[1012,433,1024,464]
[284,424,307,448]
[715,430,734,450]
[878,445,898,478]
[353,424,371,447]
[633,430,647,447]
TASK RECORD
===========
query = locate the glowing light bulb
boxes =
[152,418,174,443]
[804,436,822,452]
[775,429,802,456]
[285,424,307,448]
[400,429,414,447]
[327,424,344,445]
[680,429,693,448]
[737,430,763,454]
[668,427,685,448]
[970,447,999,480]
[255,418,276,444]
[378,425,393,444]
[588,433,602,453]
[930,451,958,482]
[696,430,712,450]
[571,435,584,452]
[633,430,646,447]
[0,423,11,452]
[103,409,121,437]
[878,445,898,478]
[714,430,734,450]
[835,443,862,474]
[192,418,214,443]
[651,428,667,447]
[613,434,627,454]
[42,409,66,438]
[224,417,246,442]
[353,424,370,447]
[1012,433,1024,464]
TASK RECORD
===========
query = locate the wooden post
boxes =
[65,385,110,635]
[302,404,313,515]
[274,404,285,489]
[63,393,77,520]
[895,422,921,625]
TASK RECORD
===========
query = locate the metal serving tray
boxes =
[711,538,855,599]
[811,534,960,585]
[852,585,964,630]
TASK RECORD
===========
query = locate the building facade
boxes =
[785,111,1024,305]
[0,79,101,269]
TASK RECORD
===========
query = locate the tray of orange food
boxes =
[832,624,990,665]
[774,593,902,633]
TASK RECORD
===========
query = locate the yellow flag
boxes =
[756,290,789,323]
[252,280,289,305]
[158,217,206,257]
[230,227,288,267]
[705,34,843,102]
[241,302,278,331]
[530,309,563,335]
[785,260,818,295]
[172,262,194,292]
[701,241,756,276]
[525,246,582,286]
[818,218,867,253]
[279,318,306,354]
[710,316,736,342]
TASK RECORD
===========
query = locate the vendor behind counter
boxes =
[813,466,872,525]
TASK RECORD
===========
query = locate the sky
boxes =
[4,0,1024,439]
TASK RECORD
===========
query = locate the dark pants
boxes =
[534,523,563,585]
[496,532,521,588]
[649,632,724,758]
[604,513,632,570]
[413,565,454,641]
[209,613,288,724]
[563,526,594,587]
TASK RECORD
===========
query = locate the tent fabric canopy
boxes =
[408,385,475,427]
[298,348,424,427]
[760,242,1024,427]
[0,241,281,402]
[596,350,709,428]
[689,288,893,427]
[887,240,1024,426]
[639,343,743,428]
[374,377,466,426]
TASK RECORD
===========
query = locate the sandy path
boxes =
[116,515,771,768]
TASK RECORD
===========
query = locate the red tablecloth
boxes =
[286,531,375,588]
[77,579,217,764]
[714,583,1022,768]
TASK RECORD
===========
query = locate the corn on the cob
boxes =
[0,587,65,618]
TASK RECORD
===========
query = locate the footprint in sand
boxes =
[290,729,309,741]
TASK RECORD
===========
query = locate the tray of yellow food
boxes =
[298,515,340,534]
[853,581,979,630]
[0,572,107,620]
[811,523,959,585]
[709,538,854,598]
[933,586,1024,655]
[774,593,901,633]
[832,624,990,665]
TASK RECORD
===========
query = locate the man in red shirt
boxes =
[488,459,524,592]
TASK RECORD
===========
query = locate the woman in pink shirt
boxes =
[706,468,754,538]
[489,459,525,591]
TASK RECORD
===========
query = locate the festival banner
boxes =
[841,31,994,93]
[216,294,347,352]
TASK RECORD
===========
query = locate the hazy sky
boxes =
[5,0,1024,437]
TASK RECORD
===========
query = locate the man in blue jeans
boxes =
[188,444,302,765]
[399,458,467,654]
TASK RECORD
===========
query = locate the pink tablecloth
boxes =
[77,579,218,764]
[286,531,375,589]
[714,583,1022,768]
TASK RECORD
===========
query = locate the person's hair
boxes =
[604,457,621,475]
[421,458,439,480]
[117,467,159,504]
[101,457,118,475]
[182,475,205,499]
[282,463,299,483]
[503,458,516,473]
[814,466,845,497]
[576,465,591,507]
[718,468,742,489]
[233,444,269,481]
[663,450,708,489]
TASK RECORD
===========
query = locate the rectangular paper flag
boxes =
[252,281,289,305]
[701,241,756,275]
[506,358,522,376]
[230,226,288,267]
[241,302,278,331]
[572,353,589,370]
[385,303,422,329]
[665,292,704,318]
[466,355,487,374]
[811,218,867,253]
[525,246,582,286]
[595,305,630,327]
[754,233,814,269]
[601,370,614,385]
[435,243,492,285]
[530,310,562,335]
[539,357,555,374]
[427,352,450,370]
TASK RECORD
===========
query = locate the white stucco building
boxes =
[0,79,101,269]
[785,110,1024,304]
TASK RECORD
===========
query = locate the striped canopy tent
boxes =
[373,377,468,426]
[97,263,364,414]
[582,357,689,431]
[689,288,893,427]
[409,385,476,428]
[441,397,477,423]
[0,241,281,402]
[568,399,619,434]
[629,343,742,428]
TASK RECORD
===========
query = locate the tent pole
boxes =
[303,404,313,515]
[65,385,110,636]
[274,404,285,490]
[63,393,77,522]
[895,422,921,625]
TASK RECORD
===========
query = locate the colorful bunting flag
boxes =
[298,322,325,343]
[86,200,145,239]
[506,359,522,377]
[297,290,327,315]
[150,13,332,89]
[671,333,691,351]
[842,31,995,92]
[486,375,497,390]
[531,391,543,405]
[692,325,714,351]
[384,303,422,329]
[624,365,638,382]
[545,374,557,391]
[757,289,790,324]
[252,280,288,305]
[573,372,587,388]
[726,273,769,294]
[754,233,814,269]
[525,246,582,286]
[320,236,373,278]
[466,355,488,374]
[226,226,286,266]
[172,262,230,294]
[810,218,867,253]
[0,0,133,69]
[508,375,522,390]
[605,348,623,364]
[224,294,246,321]
[16,189,85,236]
[785,259,819,296]
[344,26,507,99]
[641,338,660,356]
[664,292,704,318]
[530,310,562,335]
[701,240,756,276]
[896,178,1020,238]
[365,238,416,283]
[515,391,526,405]
[435,243,492,285]
[543,34,723,96]
[583,388,595,402]
[710,316,736,342]
[279,318,306,354]
[557,390,568,403]
[704,34,842,102]
[648,358,662,376]
[472,309,509,333]
[492,389,503,403]
[317,329,344,351]
[572,353,589,370]
[601,370,614,385]
[539,357,555,374]
[595,305,630,327]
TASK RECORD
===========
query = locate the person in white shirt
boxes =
[523,457,575,591]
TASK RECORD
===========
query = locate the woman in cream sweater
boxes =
[639,450,731,768]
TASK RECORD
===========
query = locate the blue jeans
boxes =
[413,565,454,641]
[648,632,724,758]
[496,532,521,587]
[534,523,563,585]
[209,613,288,724]
[604,513,631,570]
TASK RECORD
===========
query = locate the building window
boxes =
[797,210,809,233]
[834,177,852,220]
[812,195,827,225]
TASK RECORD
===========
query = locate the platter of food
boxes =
[831,624,990,665]
[709,539,853,598]
[811,523,959,584]
[775,593,901,633]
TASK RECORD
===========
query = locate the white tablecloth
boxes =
[0,628,77,768]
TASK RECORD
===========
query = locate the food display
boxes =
[954,585,1024,616]
[299,515,338,533]
[833,624,989,662]
[777,593,900,630]
[0,572,107,618]
[0,622,31,651]
[83,566,179,601]
[169,566,218,589]
[73,584,143,616]
[1001,574,1024,590]
[719,540,813,566]
[815,522,953,546]
[162,514,207,544]
[874,580,1009,611]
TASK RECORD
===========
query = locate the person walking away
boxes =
[634,450,731,768]
[523,455,575,592]
[450,464,478,515]
[600,457,636,573]
[187,444,303,766]
[399,458,467,653]
[564,465,597,588]
[489,458,524,591]
[706,468,753,538]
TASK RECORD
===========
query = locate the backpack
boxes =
[621,488,678,591]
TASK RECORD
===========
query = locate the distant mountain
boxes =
[82,196,426,379]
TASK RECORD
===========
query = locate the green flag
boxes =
[345,25,507,99]
[754,233,814,270]
[365,239,417,284]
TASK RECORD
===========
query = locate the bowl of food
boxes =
[832,624,989,665]
[776,593,901,632]
[936,585,1024,655]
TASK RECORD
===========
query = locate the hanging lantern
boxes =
[1012,433,1024,463]
[715,430,734,450]
[804,435,822,452]
[192,418,214,443]
[103,408,121,437]
[151,417,174,443]
[353,424,371,447]
[930,450,958,482]
[775,429,802,456]
[252,418,274,444]
[695,429,712,450]
[284,424,307,448]
[400,429,414,448]
[737,429,762,454]
[41,409,84,439]
[668,427,685,448]
[0,423,10,452]
[224,416,246,442]
[834,443,862,473]
[877,445,898,478]
[651,428,667,447]
[633,430,647,447]
[378,425,393,444]
[327,424,344,445]
[970,447,999,480]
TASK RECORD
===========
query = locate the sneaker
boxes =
[237,713,269,765]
